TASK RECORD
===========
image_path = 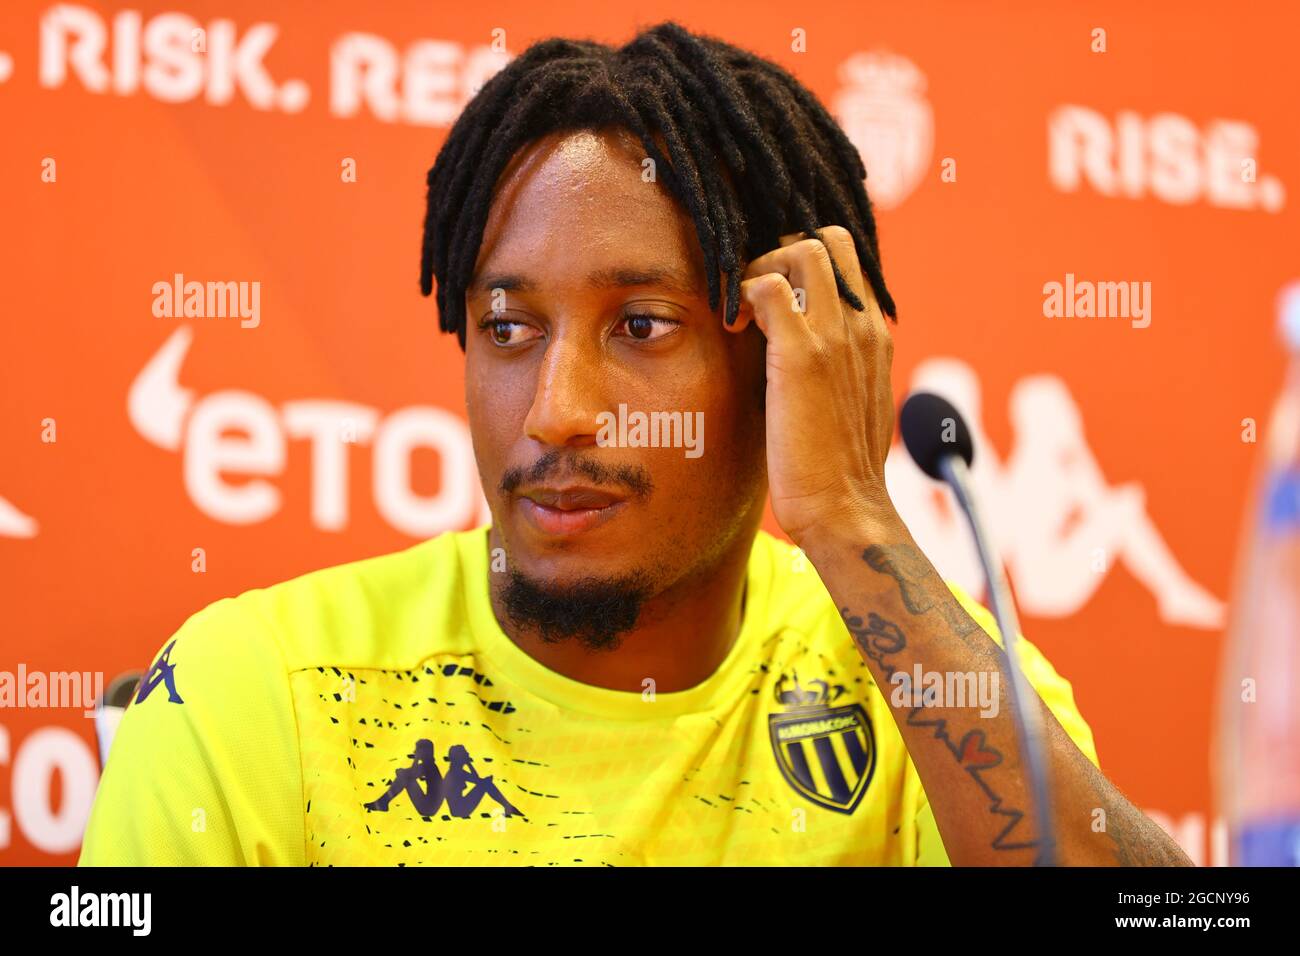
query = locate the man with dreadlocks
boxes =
[82,23,1190,867]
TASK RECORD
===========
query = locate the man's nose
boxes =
[522,336,605,449]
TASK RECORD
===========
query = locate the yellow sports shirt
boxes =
[79,528,1098,866]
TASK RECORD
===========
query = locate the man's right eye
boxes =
[480,318,542,347]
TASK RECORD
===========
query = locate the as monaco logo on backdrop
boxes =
[832,51,933,210]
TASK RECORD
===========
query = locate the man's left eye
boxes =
[617,314,679,341]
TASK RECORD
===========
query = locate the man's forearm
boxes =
[802,513,1193,866]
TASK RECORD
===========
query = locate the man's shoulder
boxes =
[166,529,485,681]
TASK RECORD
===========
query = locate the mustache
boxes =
[499,450,654,500]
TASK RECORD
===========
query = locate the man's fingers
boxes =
[744,236,836,299]
[731,228,883,395]
[739,229,869,334]
[772,226,869,304]
[735,272,811,349]
[826,227,873,307]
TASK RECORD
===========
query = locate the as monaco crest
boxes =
[769,674,875,814]
[832,51,933,210]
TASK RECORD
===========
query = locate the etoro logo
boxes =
[126,329,488,536]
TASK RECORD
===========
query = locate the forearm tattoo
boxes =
[862,543,982,640]
[840,606,1036,854]
[852,542,1188,865]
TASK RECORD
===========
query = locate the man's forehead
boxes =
[472,129,710,299]
[473,147,707,297]
[486,128,658,217]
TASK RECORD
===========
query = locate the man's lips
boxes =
[520,486,623,509]
[515,485,628,535]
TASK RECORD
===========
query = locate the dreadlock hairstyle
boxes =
[419,21,898,349]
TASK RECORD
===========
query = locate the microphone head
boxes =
[899,391,975,480]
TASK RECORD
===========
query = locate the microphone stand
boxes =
[939,454,1057,866]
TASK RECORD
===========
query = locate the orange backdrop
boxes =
[2,0,1295,864]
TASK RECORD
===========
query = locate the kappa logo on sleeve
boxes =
[135,640,184,705]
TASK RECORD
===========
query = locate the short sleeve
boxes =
[78,597,306,866]
[911,580,1102,865]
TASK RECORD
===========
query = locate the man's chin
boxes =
[498,565,654,652]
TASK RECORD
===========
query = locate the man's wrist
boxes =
[794,497,910,570]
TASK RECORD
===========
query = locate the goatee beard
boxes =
[499,567,653,652]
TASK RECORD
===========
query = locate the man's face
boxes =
[464,127,768,608]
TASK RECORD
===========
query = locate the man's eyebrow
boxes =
[587,266,702,297]
[470,273,537,294]
[469,267,702,297]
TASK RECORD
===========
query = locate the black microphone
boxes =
[899,391,1057,866]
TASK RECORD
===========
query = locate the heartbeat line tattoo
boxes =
[840,607,1037,854]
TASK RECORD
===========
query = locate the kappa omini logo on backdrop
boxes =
[885,358,1226,631]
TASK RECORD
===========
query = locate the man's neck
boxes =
[485,525,759,694]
